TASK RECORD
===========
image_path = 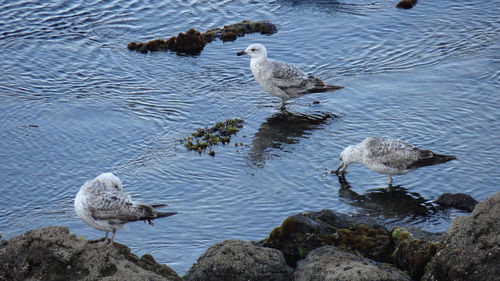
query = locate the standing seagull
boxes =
[74,172,177,244]
[334,136,456,186]
[237,43,343,110]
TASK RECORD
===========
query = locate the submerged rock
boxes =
[183,240,292,281]
[293,246,410,281]
[128,20,277,55]
[435,192,478,212]
[259,209,382,267]
[0,226,181,281]
[396,0,418,9]
[422,191,500,281]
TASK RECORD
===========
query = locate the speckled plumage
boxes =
[237,43,343,109]
[335,137,456,186]
[74,173,176,244]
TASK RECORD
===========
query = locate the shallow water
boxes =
[1,0,499,274]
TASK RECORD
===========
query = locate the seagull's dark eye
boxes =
[114,184,119,189]
[251,48,256,51]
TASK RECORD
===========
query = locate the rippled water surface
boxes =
[1,0,499,274]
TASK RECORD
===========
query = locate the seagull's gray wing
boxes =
[364,137,422,170]
[86,188,135,225]
[269,60,342,97]
[268,61,317,97]
[86,188,175,225]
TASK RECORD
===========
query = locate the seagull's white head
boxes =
[237,43,267,59]
[336,145,360,174]
[95,172,123,192]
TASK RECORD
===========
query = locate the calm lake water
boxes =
[1,0,499,274]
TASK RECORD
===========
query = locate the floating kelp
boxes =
[180,118,244,156]
[128,20,277,55]
[396,0,417,9]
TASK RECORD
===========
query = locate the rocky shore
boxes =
[1,191,498,281]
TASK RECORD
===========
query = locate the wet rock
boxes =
[183,240,292,281]
[333,224,394,263]
[128,20,277,55]
[293,246,410,281]
[435,192,478,212]
[391,227,439,280]
[396,0,417,9]
[0,226,181,281]
[422,191,500,281]
[259,209,382,267]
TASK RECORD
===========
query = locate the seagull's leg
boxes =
[280,98,286,110]
[388,175,393,187]
[104,231,109,244]
[109,230,116,245]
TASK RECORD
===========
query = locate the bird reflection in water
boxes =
[249,110,336,166]
[336,174,437,222]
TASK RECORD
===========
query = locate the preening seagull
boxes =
[237,43,343,109]
[74,172,177,244]
[335,136,456,186]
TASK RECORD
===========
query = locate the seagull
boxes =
[237,43,343,110]
[74,172,177,244]
[334,136,456,186]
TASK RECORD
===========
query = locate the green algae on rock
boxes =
[333,224,395,263]
[391,227,438,281]
[180,118,244,155]
[128,20,277,55]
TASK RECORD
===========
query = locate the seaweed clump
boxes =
[180,118,244,156]
[203,20,277,43]
[332,224,394,263]
[128,28,206,55]
[128,20,277,55]
[391,227,439,280]
[396,0,417,9]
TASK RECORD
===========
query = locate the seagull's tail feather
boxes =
[410,151,457,168]
[155,211,178,218]
[132,203,177,225]
[150,203,168,209]
[308,77,344,93]
[432,153,457,164]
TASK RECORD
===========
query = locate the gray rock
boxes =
[435,193,478,212]
[422,191,500,281]
[183,239,292,281]
[0,226,181,281]
[293,246,409,281]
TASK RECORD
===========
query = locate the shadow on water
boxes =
[336,175,437,223]
[249,109,336,166]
